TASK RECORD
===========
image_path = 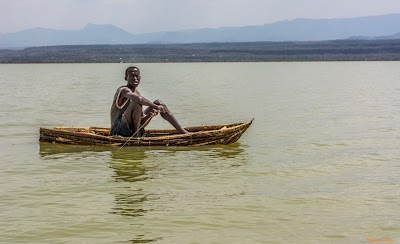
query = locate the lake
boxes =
[0,62,399,243]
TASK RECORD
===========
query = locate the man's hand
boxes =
[156,105,166,113]
[149,108,159,116]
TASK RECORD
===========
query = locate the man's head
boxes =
[125,66,140,81]
[125,66,141,89]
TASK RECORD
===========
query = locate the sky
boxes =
[2,0,400,34]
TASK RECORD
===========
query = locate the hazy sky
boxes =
[2,0,400,34]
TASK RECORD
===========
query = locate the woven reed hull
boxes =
[39,119,253,146]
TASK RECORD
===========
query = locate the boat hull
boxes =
[39,120,253,146]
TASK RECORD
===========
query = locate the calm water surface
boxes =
[0,62,399,243]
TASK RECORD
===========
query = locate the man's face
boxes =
[127,68,141,88]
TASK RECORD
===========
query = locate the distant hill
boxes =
[1,13,400,48]
[0,24,135,48]
[131,14,400,44]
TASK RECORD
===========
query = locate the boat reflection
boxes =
[38,142,249,243]
[39,143,248,161]
[108,148,153,219]
[39,143,114,157]
[109,148,149,182]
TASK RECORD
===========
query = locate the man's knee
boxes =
[132,102,142,109]
[154,99,169,109]
[133,104,142,114]
[153,99,164,105]
[154,99,170,113]
[129,103,142,119]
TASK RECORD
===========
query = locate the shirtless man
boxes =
[110,66,188,137]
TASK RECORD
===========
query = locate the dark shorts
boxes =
[110,115,145,137]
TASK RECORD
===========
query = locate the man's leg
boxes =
[124,102,143,137]
[149,99,188,134]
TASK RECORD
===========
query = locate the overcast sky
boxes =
[2,0,400,34]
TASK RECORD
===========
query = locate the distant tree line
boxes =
[1,39,400,63]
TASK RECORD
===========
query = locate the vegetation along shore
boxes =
[1,39,400,63]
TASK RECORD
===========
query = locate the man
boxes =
[110,66,188,137]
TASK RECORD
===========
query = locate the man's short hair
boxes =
[125,66,140,81]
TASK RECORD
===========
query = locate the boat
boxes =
[39,119,253,146]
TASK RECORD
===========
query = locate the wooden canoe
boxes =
[39,119,253,146]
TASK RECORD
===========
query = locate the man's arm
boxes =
[121,88,165,112]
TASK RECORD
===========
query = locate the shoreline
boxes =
[1,39,400,63]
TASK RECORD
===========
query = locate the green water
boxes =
[0,62,399,243]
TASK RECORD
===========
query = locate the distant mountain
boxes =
[130,13,400,43]
[0,23,135,48]
[1,13,400,48]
